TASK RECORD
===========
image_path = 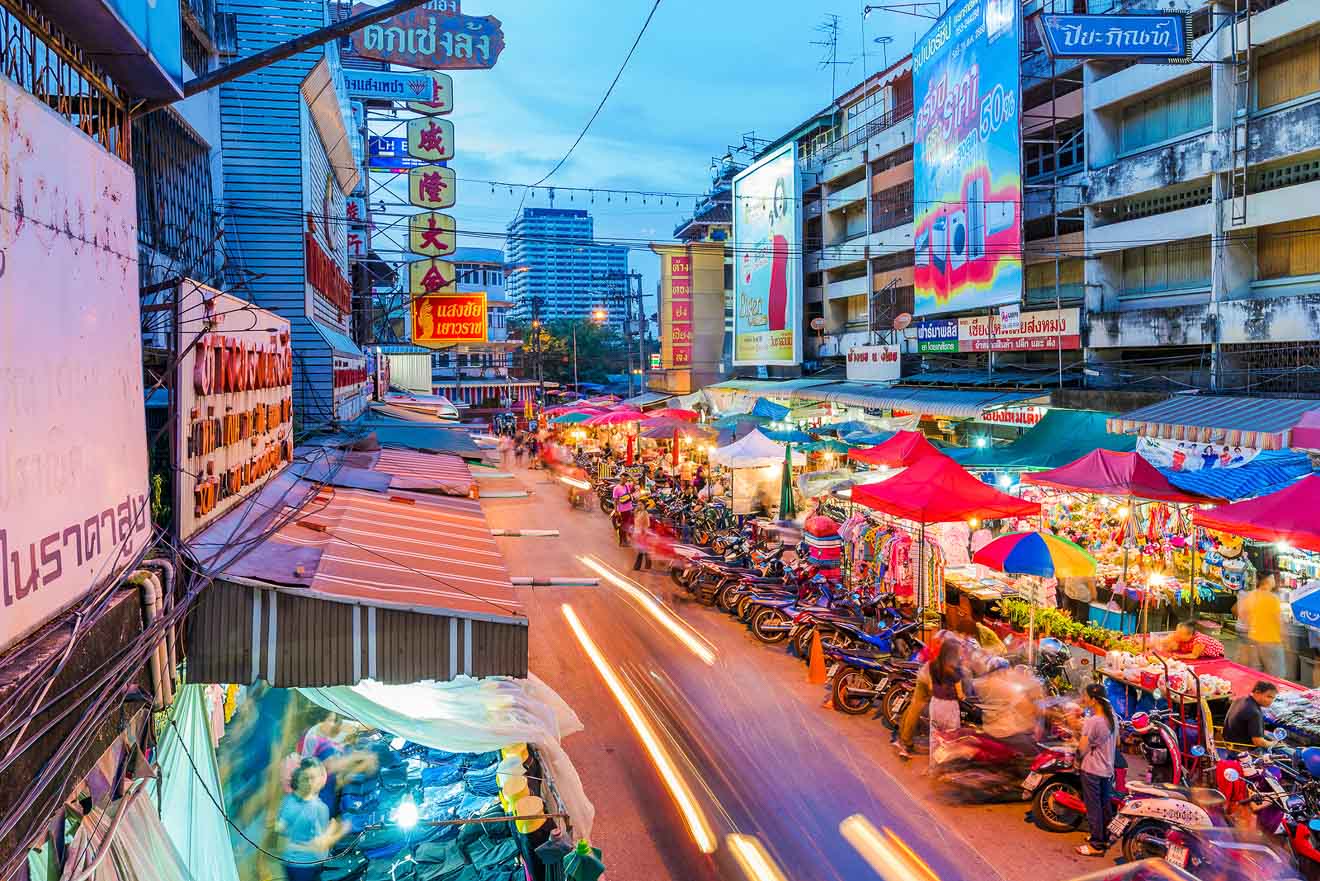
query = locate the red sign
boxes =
[412,292,488,345]
[306,230,352,315]
[350,3,504,71]
[667,254,693,368]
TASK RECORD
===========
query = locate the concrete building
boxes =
[673,159,736,370]
[505,207,629,326]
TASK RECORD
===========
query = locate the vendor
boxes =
[1154,620,1226,660]
[1222,680,1280,748]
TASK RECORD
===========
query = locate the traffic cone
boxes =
[807,629,827,685]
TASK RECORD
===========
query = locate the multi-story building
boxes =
[674,159,737,369]
[505,207,629,326]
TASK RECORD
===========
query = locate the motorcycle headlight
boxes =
[1286,794,1307,813]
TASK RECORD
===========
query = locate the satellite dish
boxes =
[893,312,913,331]
[810,317,826,331]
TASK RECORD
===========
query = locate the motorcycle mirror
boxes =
[1273,728,1289,742]
[1131,712,1150,729]
[1190,745,1206,757]
[1310,819,1320,833]
[1223,768,1241,783]
[1152,689,1163,701]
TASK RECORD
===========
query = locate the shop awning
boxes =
[621,390,674,408]
[1160,450,1313,502]
[1022,449,1222,503]
[806,382,1047,419]
[1107,395,1320,451]
[186,450,525,687]
[848,430,943,468]
[1193,475,1320,552]
[752,397,791,420]
[951,410,1135,471]
[851,453,1040,523]
[313,319,363,358]
[711,429,806,467]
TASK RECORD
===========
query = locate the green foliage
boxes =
[511,318,629,385]
[150,471,170,528]
[993,597,1140,652]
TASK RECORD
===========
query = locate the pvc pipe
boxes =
[474,471,515,479]
[510,577,600,587]
[142,559,178,698]
[139,574,165,710]
[480,490,530,498]
[491,529,560,537]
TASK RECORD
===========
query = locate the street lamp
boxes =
[573,309,607,395]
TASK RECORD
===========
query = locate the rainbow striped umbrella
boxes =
[973,531,1096,579]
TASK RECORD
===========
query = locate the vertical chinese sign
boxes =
[406,73,460,345]
[668,254,693,368]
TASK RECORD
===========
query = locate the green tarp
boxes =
[950,409,1135,471]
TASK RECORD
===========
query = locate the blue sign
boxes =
[1039,13,1189,60]
[915,319,958,353]
[368,136,424,170]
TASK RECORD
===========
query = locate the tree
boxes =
[510,317,625,386]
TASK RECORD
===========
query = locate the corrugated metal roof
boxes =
[313,320,363,358]
[806,383,1047,419]
[1108,395,1320,451]
[706,378,836,394]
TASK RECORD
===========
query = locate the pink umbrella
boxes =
[646,407,699,422]
[585,410,642,427]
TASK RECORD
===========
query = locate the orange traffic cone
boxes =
[807,629,827,685]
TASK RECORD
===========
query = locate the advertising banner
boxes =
[667,254,694,368]
[413,293,488,346]
[344,69,450,105]
[175,285,294,539]
[1,77,150,650]
[1137,437,1262,472]
[409,212,456,257]
[958,307,1079,352]
[915,318,959,353]
[409,258,457,295]
[732,142,800,366]
[407,116,454,162]
[409,165,456,209]
[1039,13,1190,60]
[846,345,902,382]
[350,3,505,70]
[912,0,1022,316]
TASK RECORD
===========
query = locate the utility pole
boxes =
[529,295,545,411]
[634,271,647,395]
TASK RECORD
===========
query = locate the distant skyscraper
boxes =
[505,207,629,326]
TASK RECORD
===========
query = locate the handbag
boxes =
[929,696,960,732]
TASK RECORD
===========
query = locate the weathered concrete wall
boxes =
[1249,99,1320,167]
[1087,293,1320,348]
[1087,132,1214,203]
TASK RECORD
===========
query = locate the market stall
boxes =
[711,429,807,515]
[950,409,1135,472]
[847,430,943,469]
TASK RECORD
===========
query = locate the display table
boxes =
[1186,658,1302,699]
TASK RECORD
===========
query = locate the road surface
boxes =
[483,463,1097,881]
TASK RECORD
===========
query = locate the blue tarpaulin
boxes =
[761,428,815,443]
[1160,450,1313,501]
[751,397,790,420]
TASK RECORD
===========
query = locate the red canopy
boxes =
[851,453,1041,524]
[847,431,941,468]
[1021,449,1220,504]
[1193,474,1320,552]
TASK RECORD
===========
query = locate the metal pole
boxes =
[635,271,647,394]
[573,322,579,394]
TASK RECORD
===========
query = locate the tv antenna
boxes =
[812,14,851,101]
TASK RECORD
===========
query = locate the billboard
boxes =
[912,0,1022,316]
[1,76,150,650]
[732,142,800,366]
[913,307,1080,353]
[344,69,451,105]
[413,293,489,346]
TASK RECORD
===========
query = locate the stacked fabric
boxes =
[325,734,534,881]
[803,513,843,580]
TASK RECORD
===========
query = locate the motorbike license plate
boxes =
[1108,816,1129,836]
[1023,772,1042,791]
[826,664,839,680]
[1165,844,1188,868]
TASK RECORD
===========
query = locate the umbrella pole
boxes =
[918,522,926,630]
[1029,579,1037,668]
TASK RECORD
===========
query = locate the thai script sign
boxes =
[915,318,959,353]
[1039,13,1190,60]
[306,228,353,315]
[846,345,902,383]
[976,406,1047,427]
[345,69,450,104]
[732,143,800,366]
[349,2,505,70]
[413,293,489,345]
[958,307,1079,352]
[913,0,1022,316]
[666,255,694,368]
[176,285,294,539]
[1,75,150,649]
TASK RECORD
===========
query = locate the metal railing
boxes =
[803,101,914,167]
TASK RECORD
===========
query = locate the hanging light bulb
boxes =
[394,795,419,830]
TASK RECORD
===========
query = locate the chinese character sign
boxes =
[666,254,694,368]
[408,165,456,209]
[407,72,454,114]
[412,293,488,345]
[912,0,1022,316]
[409,212,456,257]
[732,142,800,366]
[409,258,456,295]
[407,116,454,162]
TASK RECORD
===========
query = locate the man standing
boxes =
[1222,681,1280,748]
[1237,573,1285,677]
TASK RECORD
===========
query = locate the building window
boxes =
[1257,220,1320,279]
[1025,258,1084,304]
[871,181,914,231]
[133,108,217,285]
[1119,79,1211,154]
[1120,238,1211,297]
[1025,122,1084,179]
[1256,40,1320,110]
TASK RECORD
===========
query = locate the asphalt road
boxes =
[483,462,1097,881]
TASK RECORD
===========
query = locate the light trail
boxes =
[578,555,717,666]
[840,815,941,881]
[727,833,789,881]
[560,604,717,854]
[558,475,592,491]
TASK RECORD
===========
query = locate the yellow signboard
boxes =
[408,212,456,257]
[408,258,456,295]
[407,116,454,162]
[406,72,454,115]
[408,165,456,209]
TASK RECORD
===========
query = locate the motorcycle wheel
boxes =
[880,683,913,730]
[693,528,713,547]
[715,581,741,613]
[1031,779,1086,833]
[793,625,816,659]
[670,565,694,589]
[750,608,791,644]
[831,669,876,715]
[600,497,614,514]
[1121,820,1170,863]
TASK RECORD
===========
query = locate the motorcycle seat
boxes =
[1126,781,1226,809]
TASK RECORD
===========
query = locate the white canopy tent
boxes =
[710,429,806,468]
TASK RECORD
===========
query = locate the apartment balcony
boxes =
[1087,131,1215,204]
[820,237,867,272]
[825,273,870,301]
[869,221,914,252]
[1249,97,1320,168]
[867,113,914,162]
[825,178,868,211]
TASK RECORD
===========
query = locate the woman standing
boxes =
[1075,683,1119,857]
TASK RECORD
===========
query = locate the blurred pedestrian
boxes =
[276,758,346,881]
[1237,572,1284,677]
[632,504,652,571]
[1074,683,1118,857]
